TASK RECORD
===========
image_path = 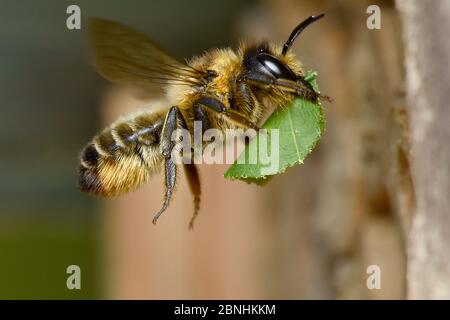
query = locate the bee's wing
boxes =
[88,18,205,87]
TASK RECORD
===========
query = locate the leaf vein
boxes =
[287,106,301,163]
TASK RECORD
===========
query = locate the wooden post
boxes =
[397,0,450,299]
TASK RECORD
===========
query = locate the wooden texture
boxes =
[397,0,450,299]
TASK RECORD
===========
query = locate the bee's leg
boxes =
[184,162,201,229]
[195,96,259,130]
[246,73,320,101]
[152,157,177,224]
[160,106,188,158]
[171,105,212,229]
[152,106,188,225]
[193,105,211,132]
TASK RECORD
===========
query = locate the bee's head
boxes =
[242,14,325,100]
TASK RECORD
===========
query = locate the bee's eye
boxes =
[256,53,297,80]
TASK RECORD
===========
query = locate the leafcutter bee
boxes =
[78,14,327,228]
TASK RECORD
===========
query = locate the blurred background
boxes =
[1,0,448,299]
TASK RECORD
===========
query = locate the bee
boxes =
[78,14,327,228]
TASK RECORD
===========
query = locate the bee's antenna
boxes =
[282,13,325,56]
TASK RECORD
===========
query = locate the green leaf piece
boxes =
[224,71,325,184]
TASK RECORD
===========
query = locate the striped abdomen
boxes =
[78,110,165,197]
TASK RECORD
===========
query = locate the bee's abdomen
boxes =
[78,111,165,197]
